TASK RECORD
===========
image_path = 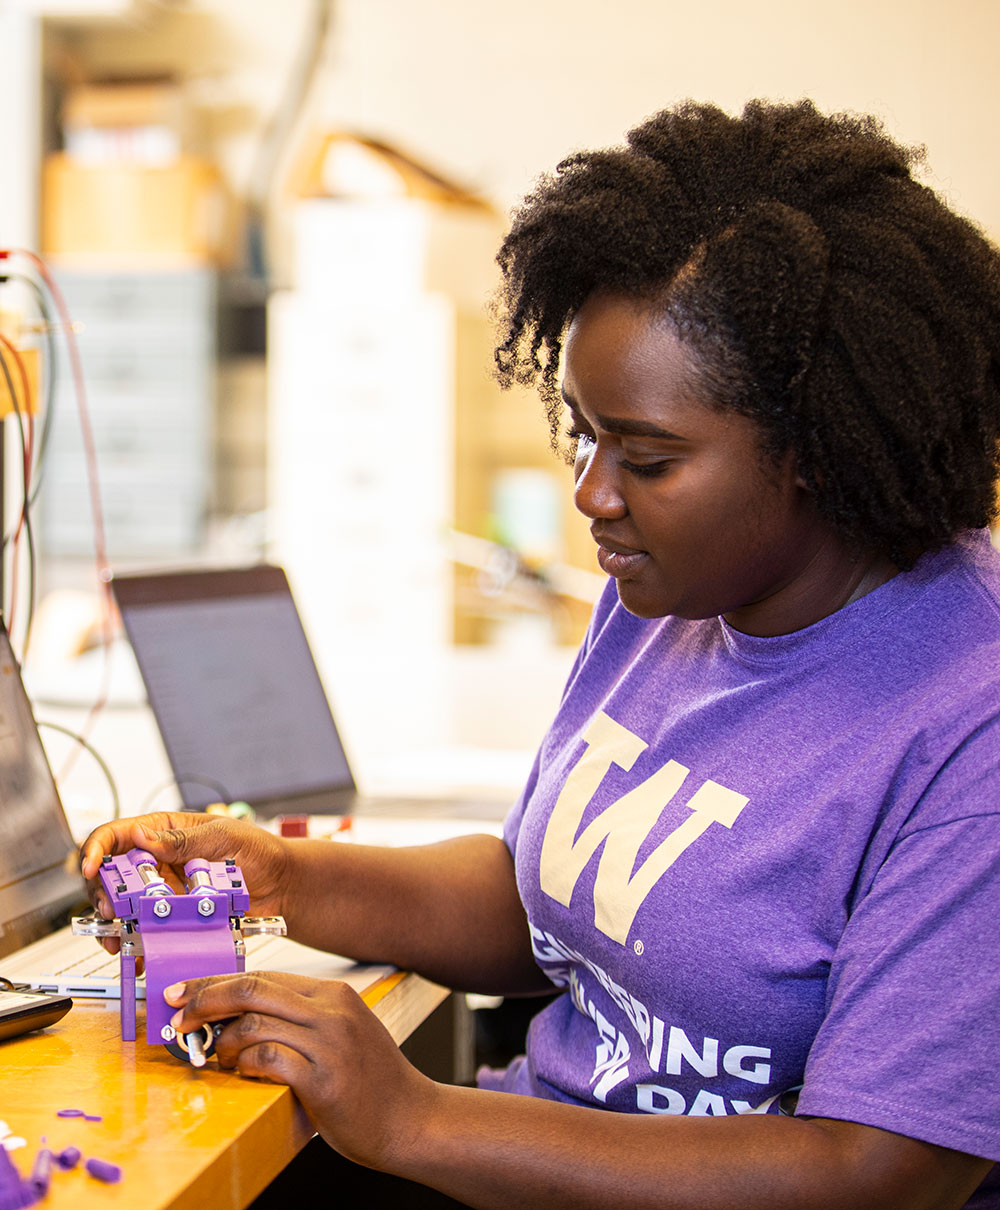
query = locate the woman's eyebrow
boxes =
[561,393,689,442]
[597,416,690,441]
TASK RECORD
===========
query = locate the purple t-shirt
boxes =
[487,530,1000,1205]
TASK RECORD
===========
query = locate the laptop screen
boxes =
[111,565,355,815]
[0,625,85,960]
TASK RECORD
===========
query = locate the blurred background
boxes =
[1,0,998,823]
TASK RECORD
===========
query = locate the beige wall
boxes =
[56,0,1000,282]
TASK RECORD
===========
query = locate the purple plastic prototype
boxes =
[71,847,286,1064]
[98,848,248,1049]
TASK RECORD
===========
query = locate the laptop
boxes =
[110,563,499,820]
[0,619,390,999]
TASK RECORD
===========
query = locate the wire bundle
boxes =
[0,248,112,658]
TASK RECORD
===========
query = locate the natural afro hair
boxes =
[493,99,1000,568]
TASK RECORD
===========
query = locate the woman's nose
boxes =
[573,442,627,521]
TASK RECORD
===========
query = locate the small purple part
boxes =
[121,948,137,1042]
[56,1147,81,1171]
[28,1149,51,1197]
[85,1157,122,1184]
[82,1115,102,1123]
[56,1110,84,1118]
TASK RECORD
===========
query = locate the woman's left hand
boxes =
[163,971,436,1170]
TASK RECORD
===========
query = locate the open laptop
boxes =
[0,619,390,999]
[110,563,499,820]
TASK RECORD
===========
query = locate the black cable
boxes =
[0,340,25,550]
[2,271,58,506]
[18,489,36,656]
[0,340,38,650]
[138,772,234,814]
[36,719,121,820]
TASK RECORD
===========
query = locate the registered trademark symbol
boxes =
[633,939,644,956]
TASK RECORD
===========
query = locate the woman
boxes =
[83,99,1000,1208]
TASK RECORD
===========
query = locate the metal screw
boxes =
[153,899,172,918]
[197,898,216,917]
[160,1025,176,1042]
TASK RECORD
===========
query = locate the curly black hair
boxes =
[492,99,1000,569]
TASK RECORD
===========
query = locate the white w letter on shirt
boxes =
[539,711,749,945]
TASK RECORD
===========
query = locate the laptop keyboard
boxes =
[50,930,275,979]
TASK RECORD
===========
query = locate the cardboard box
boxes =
[62,79,200,164]
[42,153,234,266]
[288,131,505,310]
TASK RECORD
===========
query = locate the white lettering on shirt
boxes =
[531,924,777,1116]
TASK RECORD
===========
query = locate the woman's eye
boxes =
[565,427,595,447]
[621,458,673,479]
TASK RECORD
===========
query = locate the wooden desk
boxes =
[0,968,447,1210]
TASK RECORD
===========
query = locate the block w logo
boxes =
[539,712,749,945]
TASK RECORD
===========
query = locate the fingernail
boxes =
[163,982,185,1003]
[170,1010,183,1028]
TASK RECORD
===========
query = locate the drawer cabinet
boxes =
[40,269,215,557]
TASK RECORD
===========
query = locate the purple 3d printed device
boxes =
[72,848,285,1065]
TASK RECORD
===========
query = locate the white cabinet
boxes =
[267,288,456,767]
[40,268,215,557]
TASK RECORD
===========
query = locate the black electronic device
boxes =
[0,987,72,1042]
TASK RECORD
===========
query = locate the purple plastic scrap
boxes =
[55,1147,81,1171]
[28,1149,51,1199]
[84,1157,122,1184]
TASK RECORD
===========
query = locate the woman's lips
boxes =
[596,544,648,578]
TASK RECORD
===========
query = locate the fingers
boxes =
[215,1012,317,1077]
[165,970,332,1033]
[160,972,421,1171]
[232,1039,312,1085]
[165,973,359,1082]
[81,814,254,890]
[79,811,207,880]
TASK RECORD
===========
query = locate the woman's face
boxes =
[563,293,848,635]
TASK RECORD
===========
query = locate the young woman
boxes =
[83,99,1000,1208]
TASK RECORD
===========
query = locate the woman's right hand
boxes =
[79,812,291,949]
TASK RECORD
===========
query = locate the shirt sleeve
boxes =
[796,739,1000,1161]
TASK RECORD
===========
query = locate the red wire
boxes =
[2,248,116,773]
[0,331,35,634]
[11,250,112,592]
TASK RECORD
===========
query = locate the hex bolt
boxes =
[197,898,216,917]
[160,1025,176,1042]
[152,899,172,918]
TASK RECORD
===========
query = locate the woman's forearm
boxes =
[390,1084,990,1210]
[279,832,550,993]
